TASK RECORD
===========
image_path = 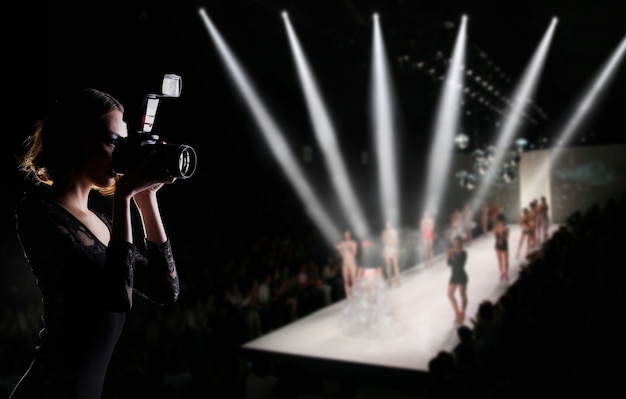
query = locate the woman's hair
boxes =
[20,88,124,193]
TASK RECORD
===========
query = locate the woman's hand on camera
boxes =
[114,151,176,200]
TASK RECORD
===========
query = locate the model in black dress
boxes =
[494,214,510,281]
[447,237,468,325]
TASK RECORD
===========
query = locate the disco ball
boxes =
[454,133,469,149]
[465,173,477,190]
[455,170,477,190]
[455,170,468,187]
[501,166,517,183]
[515,137,528,149]
[474,158,490,175]
[472,149,485,159]
[507,151,520,167]
[485,146,496,162]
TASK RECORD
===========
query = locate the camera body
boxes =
[111,74,197,180]
[112,131,197,180]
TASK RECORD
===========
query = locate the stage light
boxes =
[420,14,467,220]
[470,17,558,211]
[554,33,625,149]
[526,32,626,197]
[283,13,370,239]
[371,13,401,226]
[198,7,341,244]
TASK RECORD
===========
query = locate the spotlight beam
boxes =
[470,17,558,211]
[528,32,626,195]
[421,15,467,219]
[198,8,341,243]
[372,13,400,227]
[283,12,370,239]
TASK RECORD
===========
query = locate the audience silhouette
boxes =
[2,192,625,398]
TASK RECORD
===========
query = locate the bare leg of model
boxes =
[342,266,351,299]
[516,234,526,259]
[426,241,433,266]
[448,284,461,324]
[496,250,504,279]
[429,242,434,265]
[498,251,509,281]
[393,255,400,286]
[504,251,509,280]
[390,257,398,286]
[459,284,467,323]
[388,256,400,286]
[385,257,392,286]
[534,221,540,245]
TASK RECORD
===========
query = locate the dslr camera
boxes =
[112,74,198,179]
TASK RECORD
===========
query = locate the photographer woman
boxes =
[9,88,180,399]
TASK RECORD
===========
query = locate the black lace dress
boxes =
[9,188,179,399]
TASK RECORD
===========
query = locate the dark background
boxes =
[3,0,626,309]
[4,0,625,297]
[1,0,625,397]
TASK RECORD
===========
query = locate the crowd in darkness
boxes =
[427,191,626,398]
[1,190,625,398]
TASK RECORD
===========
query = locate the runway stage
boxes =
[242,224,555,390]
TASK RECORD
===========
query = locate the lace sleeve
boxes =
[132,239,180,306]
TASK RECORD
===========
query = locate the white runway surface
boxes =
[242,224,556,372]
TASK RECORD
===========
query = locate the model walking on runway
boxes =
[336,230,358,298]
[382,221,401,287]
[447,237,468,325]
[420,210,435,266]
[494,214,510,281]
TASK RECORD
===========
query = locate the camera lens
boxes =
[112,138,198,180]
[175,145,197,179]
